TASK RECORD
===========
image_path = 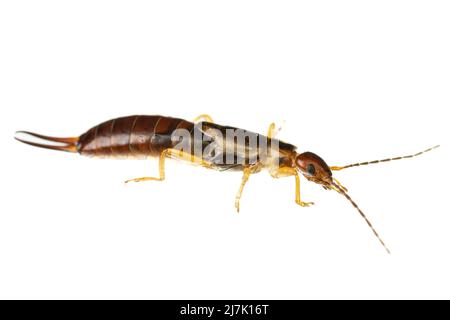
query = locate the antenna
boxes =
[331,181,390,254]
[330,145,440,171]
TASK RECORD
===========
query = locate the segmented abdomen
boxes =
[78,115,194,158]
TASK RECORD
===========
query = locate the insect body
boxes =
[15,114,439,253]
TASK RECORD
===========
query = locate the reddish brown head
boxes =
[292,146,439,254]
[295,152,333,188]
[294,150,391,253]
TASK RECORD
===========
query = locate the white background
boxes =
[0,1,448,299]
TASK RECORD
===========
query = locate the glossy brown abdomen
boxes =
[77,115,194,159]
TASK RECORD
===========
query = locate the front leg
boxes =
[271,167,314,207]
[293,171,314,207]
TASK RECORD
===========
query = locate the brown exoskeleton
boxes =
[15,114,439,253]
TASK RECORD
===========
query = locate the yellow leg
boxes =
[267,123,276,139]
[267,122,284,139]
[125,149,169,183]
[166,148,214,169]
[294,171,314,207]
[235,167,251,213]
[125,147,216,183]
[193,114,214,123]
[271,167,314,207]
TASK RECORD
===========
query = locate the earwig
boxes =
[15,114,439,253]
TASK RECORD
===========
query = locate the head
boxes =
[294,150,390,253]
[295,152,333,189]
[291,145,439,254]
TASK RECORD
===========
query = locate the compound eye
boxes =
[306,163,316,176]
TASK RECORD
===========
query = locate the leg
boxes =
[125,149,169,183]
[271,167,314,207]
[267,122,284,139]
[125,148,216,184]
[166,148,214,169]
[193,114,214,123]
[267,123,276,138]
[235,167,251,213]
[294,171,314,207]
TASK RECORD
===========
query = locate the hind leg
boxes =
[125,150,169,183]
[193,114,214,123]
[125,149,215,183]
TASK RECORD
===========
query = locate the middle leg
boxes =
[235,167,252,213]
[267,122,284,139]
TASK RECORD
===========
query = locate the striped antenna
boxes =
[331,181,390,254]
[330,145,440,171]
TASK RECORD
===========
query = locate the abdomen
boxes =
[78,115,194,159]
